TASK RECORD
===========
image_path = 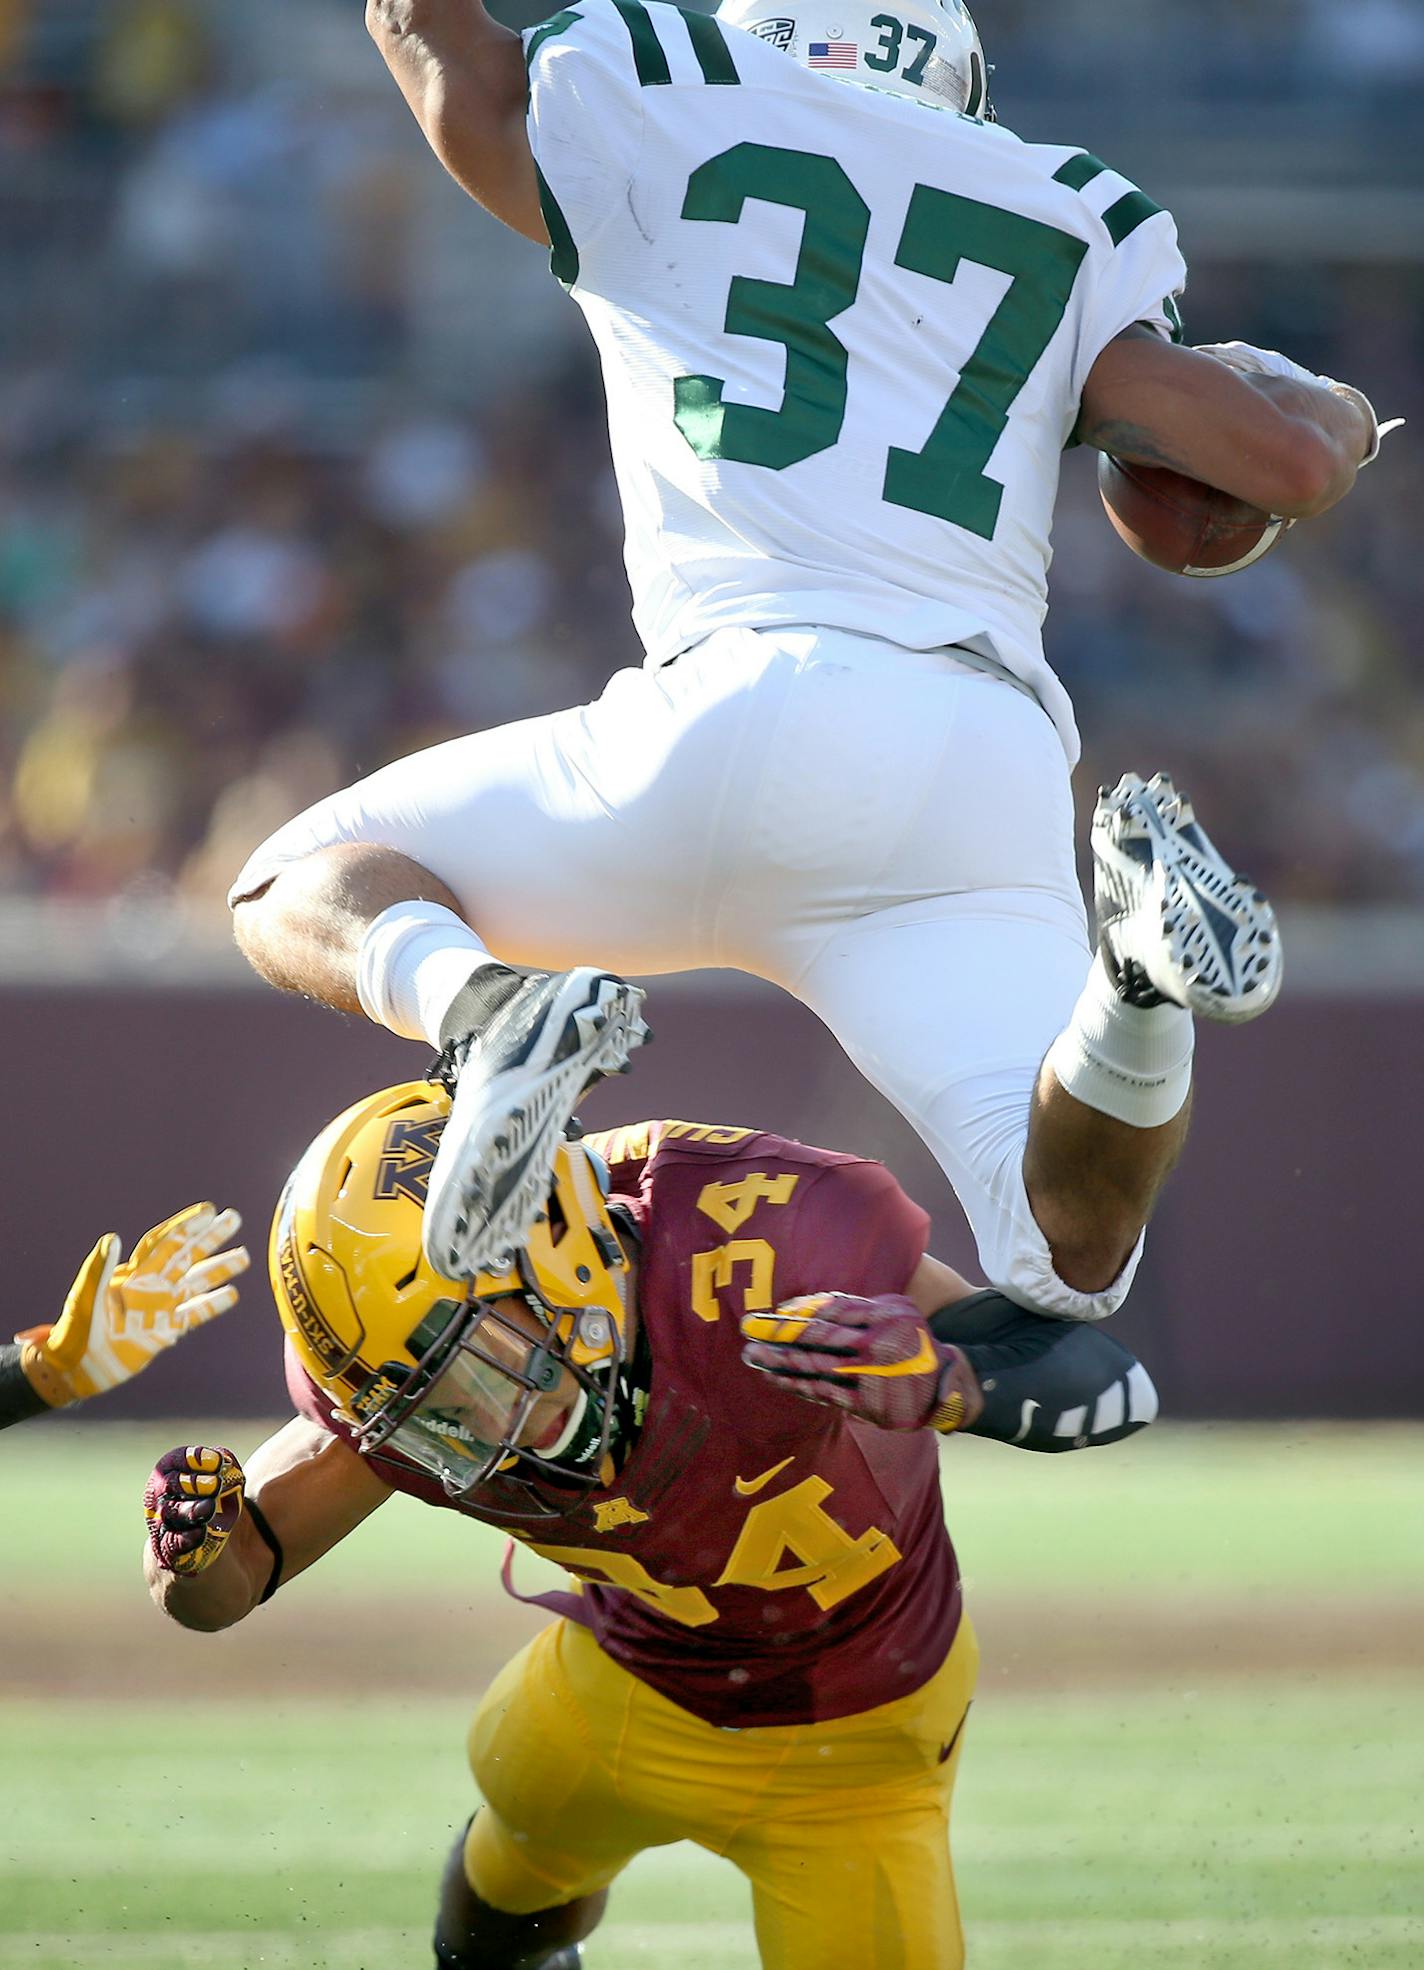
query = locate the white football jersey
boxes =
[523,0,1187,759]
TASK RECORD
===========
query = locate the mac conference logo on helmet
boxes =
[278,1225,358,1380]
[748,16,795,49]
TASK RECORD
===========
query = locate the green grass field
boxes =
[2,1423,1421,1968]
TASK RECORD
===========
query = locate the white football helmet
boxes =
[719,0,993,118]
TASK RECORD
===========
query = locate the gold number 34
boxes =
[535,1476,900,1629]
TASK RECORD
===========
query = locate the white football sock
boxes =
[1044,952,1195,1128]
[356,901,496,1046]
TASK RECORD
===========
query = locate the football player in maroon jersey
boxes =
[144,1084,1156,1970]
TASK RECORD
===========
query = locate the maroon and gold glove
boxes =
[144,1445,247,1576]
[741,1294,982,1434]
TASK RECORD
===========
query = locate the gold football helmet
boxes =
[270,1080,633,1511]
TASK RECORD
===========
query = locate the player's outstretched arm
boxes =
[1,1204,249,1431]
[366,0,546,243]
[1077,326,1378,520]
[144,1418,392,1631]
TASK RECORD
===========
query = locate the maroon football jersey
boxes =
[287,1121,962,1727]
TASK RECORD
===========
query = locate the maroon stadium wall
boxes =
[2,980,1417,1420]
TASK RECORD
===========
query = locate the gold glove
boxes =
[17,1204,248,1406]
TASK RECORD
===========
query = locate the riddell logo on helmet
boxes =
[748,17,795,48]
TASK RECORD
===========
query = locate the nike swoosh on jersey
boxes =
[834,1333,939,1378]
[734,1455,796,1496]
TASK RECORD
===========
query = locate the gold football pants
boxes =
[464,1613,979,1970]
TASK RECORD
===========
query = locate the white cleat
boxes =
[423,967,650,1281]
[1092,772,1283,1024]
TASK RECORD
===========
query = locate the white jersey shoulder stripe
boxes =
[524,0,742,285]
[528,0,742,90]
[658,3,744,87]
[1046,148,1168,247]
[525,5,580,64]
[524,0,663,87]
[609,0,675,85]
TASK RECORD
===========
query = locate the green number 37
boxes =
[864,12,937,87]
[672,141,1087,541]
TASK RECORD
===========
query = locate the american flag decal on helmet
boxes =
[748,16,795,49]
[808,38,857,67]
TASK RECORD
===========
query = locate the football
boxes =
[1097,453,1289,578]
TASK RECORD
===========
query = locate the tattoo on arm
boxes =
[1074,416,1183,467]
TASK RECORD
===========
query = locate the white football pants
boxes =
[232,626,1142,1319]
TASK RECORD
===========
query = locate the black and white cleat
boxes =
[422,966,650,1281]
[1092,772,1282,1024]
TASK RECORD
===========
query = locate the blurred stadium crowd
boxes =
[1,0,1421,915]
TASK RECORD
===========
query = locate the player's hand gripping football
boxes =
[144,1445,248,1576]
[14,1204,248,1407]
[1194,341,1403,466]
[741,1294,982,1435]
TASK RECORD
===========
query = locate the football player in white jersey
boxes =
[232,2,1384,1342]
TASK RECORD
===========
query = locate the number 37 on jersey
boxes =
[524,0,1184,689]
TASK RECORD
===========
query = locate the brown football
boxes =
[1097,453,1288,578]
